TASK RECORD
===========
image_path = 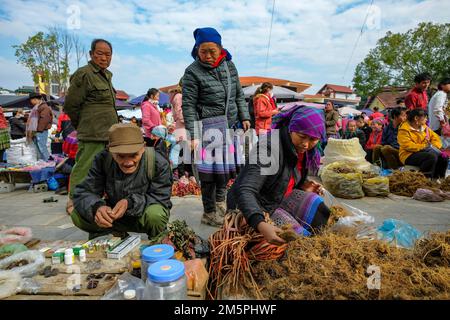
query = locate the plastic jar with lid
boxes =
[141,244,174,282]
[145,259,187,300]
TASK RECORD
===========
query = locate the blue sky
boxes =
[0,0,448,96]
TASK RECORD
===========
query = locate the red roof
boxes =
[317,84,354,94]
[115,90,129,100]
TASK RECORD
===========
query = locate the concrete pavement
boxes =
[0,183,448,242]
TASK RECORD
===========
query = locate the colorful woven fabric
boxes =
[279,189,324,233]
[0,128,10,150]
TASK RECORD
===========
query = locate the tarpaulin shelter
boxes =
[129,91,170,106]
[243,85,304,100]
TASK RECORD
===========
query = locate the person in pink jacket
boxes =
[170,80,187,142]
[141,88,162,146]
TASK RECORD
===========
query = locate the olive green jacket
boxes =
[64,61,118,142]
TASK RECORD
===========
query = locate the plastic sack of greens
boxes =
[101,272,145,300]
[320,162,364,199]
[362,176,390,197]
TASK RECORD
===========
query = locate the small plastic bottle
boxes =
[64,248,74,265]
[79,249,87,262]
[124,289,136,300]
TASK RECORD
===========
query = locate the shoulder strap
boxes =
[144,147,156,180]
[104,152,113,173]
[223,61,232,117]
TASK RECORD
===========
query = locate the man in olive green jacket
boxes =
[64,39,118,212]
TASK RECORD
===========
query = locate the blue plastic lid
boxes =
[141,244,174,263]
[148,259,185,283]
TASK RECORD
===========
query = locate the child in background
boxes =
[341,119,366,149]
[365,119,383,163]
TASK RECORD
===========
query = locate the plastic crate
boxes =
[0,182,15,193]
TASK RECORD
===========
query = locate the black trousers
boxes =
[0,149,5,163]
[405,151,448,179]
[201,180,227,213]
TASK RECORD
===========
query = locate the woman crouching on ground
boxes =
[227,105,331,245]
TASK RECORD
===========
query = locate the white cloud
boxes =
[0,56,34,91]
[0,0,448,95]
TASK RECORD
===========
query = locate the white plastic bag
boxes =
[323,189,376,238]
[0,250,46,278]
[0,270,22,299]
[6,138,39,165]
[322,138,373,171]
[101,272,146,300]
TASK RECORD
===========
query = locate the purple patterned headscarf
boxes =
[272,105,325,173]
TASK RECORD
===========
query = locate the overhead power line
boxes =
[265,0,276,76]
[342,0,375,82]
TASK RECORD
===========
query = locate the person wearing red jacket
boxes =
[405,72,432,111]
[253,82,278,135]
[365,118,383,163]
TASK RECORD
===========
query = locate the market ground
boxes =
[0,184,449,241]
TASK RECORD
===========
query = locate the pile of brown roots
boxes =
[247,230,449,300]
[388,171,437,197]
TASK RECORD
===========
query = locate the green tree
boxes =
[13,27,86,95]
[353,22,450,98]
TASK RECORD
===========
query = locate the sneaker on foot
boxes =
[216,201,227,217]
[201,211,224,227]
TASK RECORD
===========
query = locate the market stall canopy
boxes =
[359,109,373,116]
[0,95,32,109]
[338,106,362,117]
[117,108,142,119]
[129,91,170,106]
[48,96,133,109]
[243,85,304,100]
[278,101,325,111]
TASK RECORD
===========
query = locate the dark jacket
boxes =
[325,110,339,135]
[64,61,118,142]
[342,130,366,148]
[382,122,400,149]
[182,58,250,135]
[36,102,53,132]
[9,117,26,138]
[227,126,308,230]
[360,124,372,142]
[73,150,173,223]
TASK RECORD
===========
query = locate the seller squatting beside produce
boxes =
[227,105,331,245]
[71,124,172,240]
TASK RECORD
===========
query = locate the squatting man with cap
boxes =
[71,124,172,239]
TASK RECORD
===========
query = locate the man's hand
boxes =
[111,199,128,220]
[301,180,324,195]
[95,206,114,228]
[257,222,286,245]
[242,121,251,132]
[272,109,279,116]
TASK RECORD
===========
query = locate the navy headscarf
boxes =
[191,27,232,61]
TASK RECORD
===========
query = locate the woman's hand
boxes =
[257,222,286,245]
[301,180,324,195]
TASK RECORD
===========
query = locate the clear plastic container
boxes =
[141,244,174,282]
[145,259,187,300]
